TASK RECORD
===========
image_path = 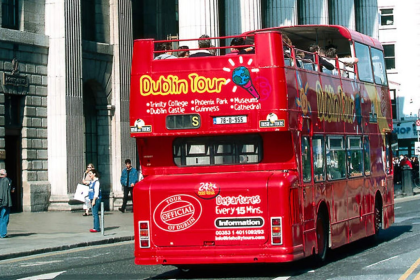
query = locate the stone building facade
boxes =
[0,0,378,212]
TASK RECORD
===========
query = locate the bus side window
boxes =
[364,136,371,176]
[385,133,392,174]
[371,47,388,86]
[347,137,363,178]
[327,136,346,180]
[302,136,311,183]
[313,136,325,182]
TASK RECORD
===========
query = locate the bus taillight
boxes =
[139,221,150,248]
[271,217,283,245]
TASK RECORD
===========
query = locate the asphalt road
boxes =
[1,197,420,280]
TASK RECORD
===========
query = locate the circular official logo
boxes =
[153,194,202,232]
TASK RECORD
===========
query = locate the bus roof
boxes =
[244,25,383,50]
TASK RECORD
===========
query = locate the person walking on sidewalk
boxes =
[88,168,101,233]
[82,163,94,216]
[119,159,138,213]
[0,169,12,238]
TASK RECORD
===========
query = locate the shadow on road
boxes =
[150,225,412,279]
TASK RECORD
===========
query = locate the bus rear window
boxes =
[173,135,262,166]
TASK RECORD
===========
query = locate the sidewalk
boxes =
[0,210,134,261]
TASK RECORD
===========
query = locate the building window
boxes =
[81,0,96,41]
[390,89,397,120]
[2,0,18,29]
[380,8,394,26]
[83,85,98,168]
[383,44,395,70]
[5,94,21,128]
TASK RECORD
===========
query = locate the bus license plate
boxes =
[213,116,247,125]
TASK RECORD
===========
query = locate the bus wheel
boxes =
[371,197,382,242]
[177,266,191,273]
[315,211,328,263]
[374,204,381,234]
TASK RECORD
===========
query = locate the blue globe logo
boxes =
[232,66,250,86]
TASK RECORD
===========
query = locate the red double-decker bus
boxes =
[130,25,394,267]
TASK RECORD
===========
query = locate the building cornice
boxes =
[0,28,49,48]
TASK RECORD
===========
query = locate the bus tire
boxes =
[315,210,328,264]
[177,266,191,273]
[369,194,382,244]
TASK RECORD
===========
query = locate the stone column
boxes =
[329,0,356,30]
[298,0,328,25]
[225,0,261,36]
[109,0,136,210]
[265,0,297,27]
[179,0,219,48]
[356,0,379,38]
[46,0,84,210]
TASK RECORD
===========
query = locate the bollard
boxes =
[402,166,413,196]
[101,201,104,236]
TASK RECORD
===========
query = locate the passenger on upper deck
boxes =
[226,37,245,56]
[154,42,176,60]
[326,47,359,77]
[178,46,190,58]
[339,54,359,78]
[189,34,214,57]
[305,44,334,72]
[282,34,292,58]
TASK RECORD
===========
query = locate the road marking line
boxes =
[394,216,418,223]
[415,272,420,280]
[395,207,402,209]
[17,270,66,280]
[272,277,290,280]
[20,260,63,267]
[399,256,420,280]
[365,256,398,268]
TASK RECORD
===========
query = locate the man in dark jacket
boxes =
[0,169,12,238]
[189,34,214,57]
[119,159,138,213]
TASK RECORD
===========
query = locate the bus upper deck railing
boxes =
[149,33,358,80]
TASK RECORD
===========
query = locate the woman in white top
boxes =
[88,168,101,233]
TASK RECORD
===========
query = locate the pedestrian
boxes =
[400,155,413,168]
[0,169,12,238]
[119,159,138,213]
[81,163,94,216]
[88,168,101,233]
